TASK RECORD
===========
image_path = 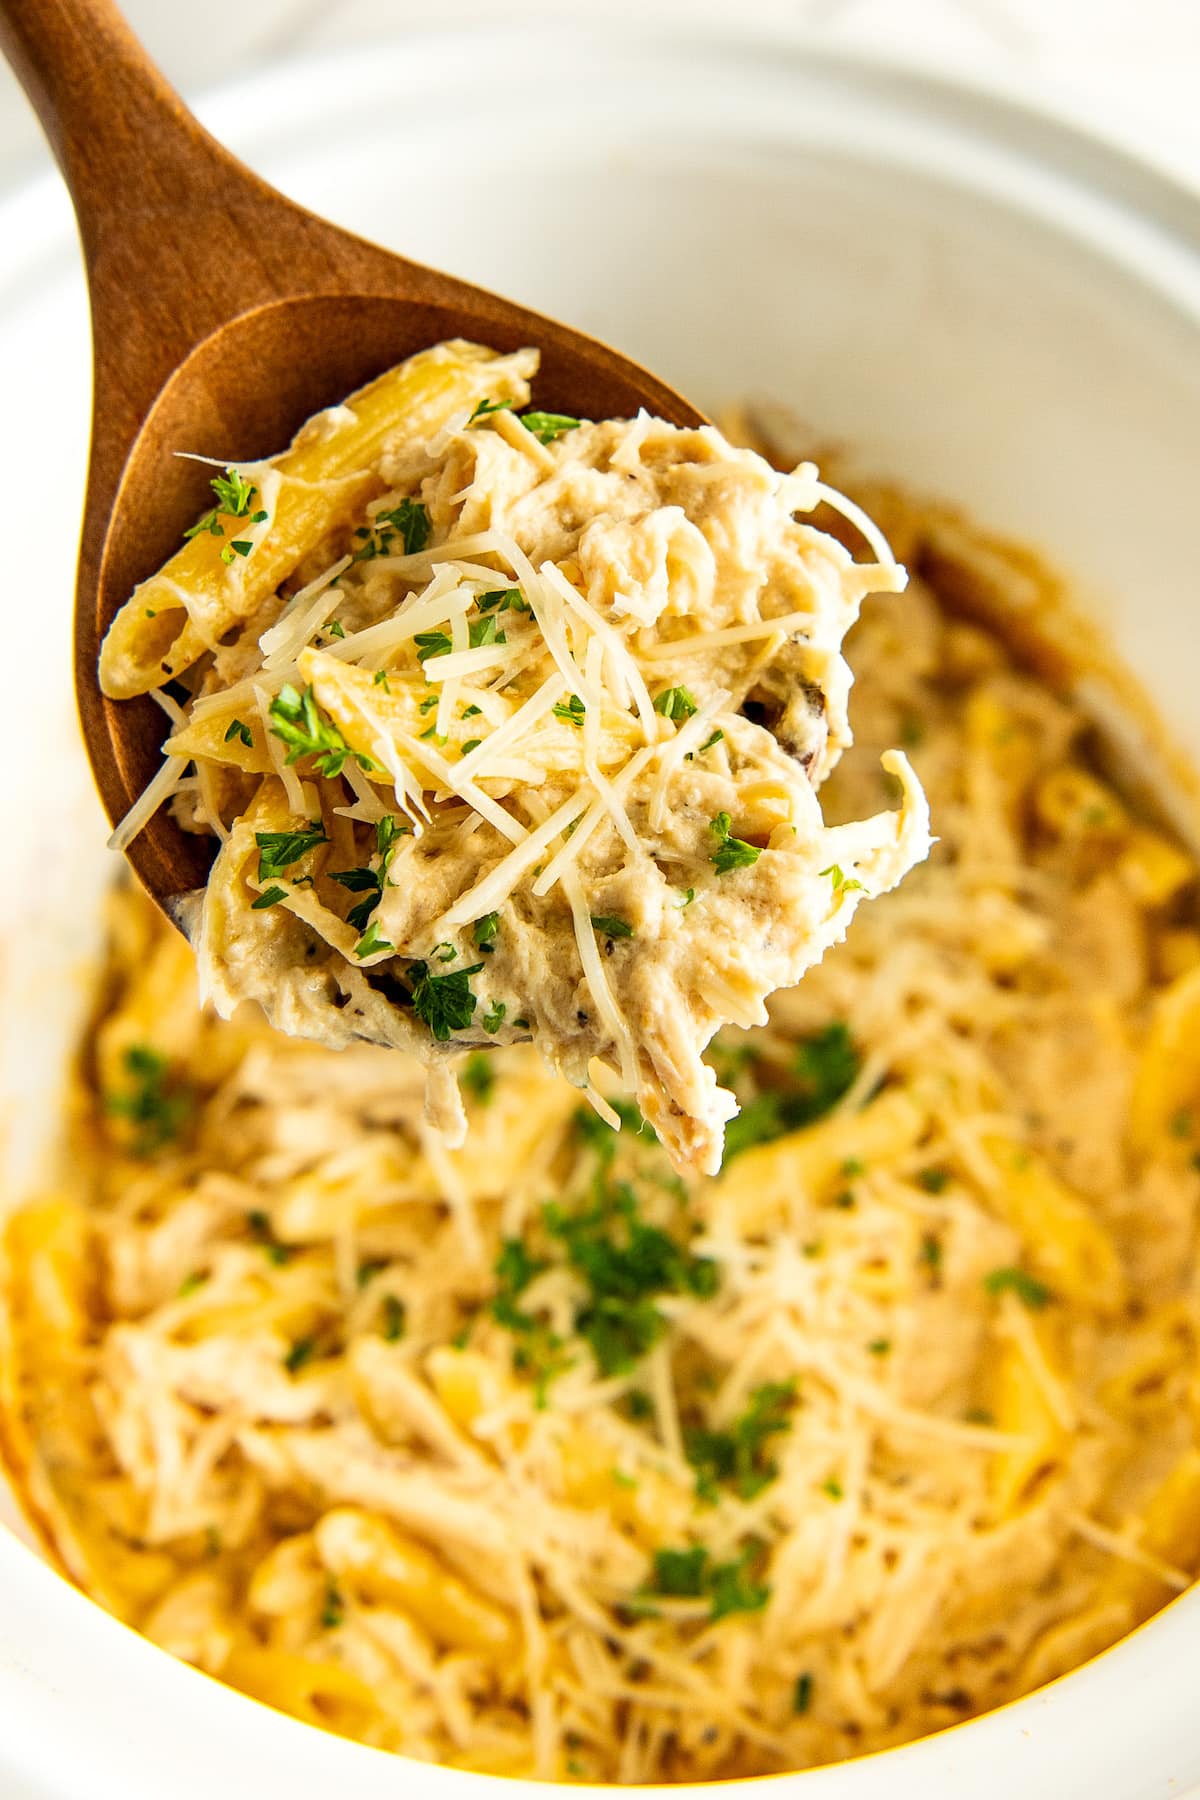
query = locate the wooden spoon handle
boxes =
[0,0,246,267]
[0,0,445,542]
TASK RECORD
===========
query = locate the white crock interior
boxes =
[2,17,1199,1799]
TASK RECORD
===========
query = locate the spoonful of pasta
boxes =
[1,0,930,1174]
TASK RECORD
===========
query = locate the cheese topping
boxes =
[9,484,1200,1780]
[101,341,927,1174]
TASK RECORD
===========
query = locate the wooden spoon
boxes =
[0,0,702,910]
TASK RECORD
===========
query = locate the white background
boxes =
[1,0,1199,199]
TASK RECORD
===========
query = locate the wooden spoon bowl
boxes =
[0,0,702,911]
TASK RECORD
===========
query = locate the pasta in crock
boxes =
[6,465,1200,1782]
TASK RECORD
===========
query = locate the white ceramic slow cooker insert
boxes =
[2,17,1199,1799]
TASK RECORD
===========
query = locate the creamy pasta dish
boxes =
[98,340,928,1174]
[5,451,1200,1784]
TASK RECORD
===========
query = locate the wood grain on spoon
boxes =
[0,0,702,911]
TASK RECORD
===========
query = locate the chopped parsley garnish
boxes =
[418,694,438,714]
[469,615,507,649]
[461,1051,495,1104]
[255,825,329,882]
[433,942,457,963]
[684,1380,796,1503]
[379,497,431,554]
[546,1184,718,1377]
[921,1233,943,1273]
[676,887,696,909]
[210,468,257,516]
[644,1545,769,1621]
[352,498,431,563]
[482,999,507,1033]
[709,812,761,875]
[474,912,500,953]
[461,738,482,756]
[709,1549,771,1621]
[382,1294,407,1342]
[326,619,346,640]
[320,1581,344,1630]
[354,919,395,960]
[917,1166,950,1194]
[250,885,288,910]
[224,718,254,748]
[867,1338,891,1356]
[822,1477,844,1500]
[268,683,375,778]
[820,863,866,895]
[462,703,482,718]
[692,729,724,757]
[984,1266,1050,1309]
[552,694,586,727]
[478,587,529,614]
[356,1259,388,1288]
[372,668,391,691]
[247,1208,291,1266]
[793,1674,814,1715]
[409,960,484,1040]
[650,1546,708,1597]
[103,1044,193,1156]
[419,725,447,744]
[183,468,261,551]
[183,509,224,542]
[490,1238,567,1401]
[330,864,384,932]
[719,1023,861,1166]
[653,686,698,722]
[284,1336,317,1374]
[376,816,406,866]
[792,1023,860,1120]
[177,1270,208,1298]
[520,410,581,444]
[331,816,406,932]
[469,397,514,422]
[591,914,634,939]
[414,629,453,662]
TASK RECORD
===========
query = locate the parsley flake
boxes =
[250,885,288,910]
[474,912,500,954]
[255,825,329,882]
[591,914,634,939]
[409,960,485,1040]
[462,1052,495,1104]
[684,1381,797,1503]
[224,718,254,748]
[354,919,395,960]
[284,1336,317,1374]
[382,1294,407,1342]
[469,615,506,649]
[210,468,257,516]
[414,630,452,662]
[984,1266,1050,1309]
[653,686,698,722]
[520,410,582,444]
[268,683,375,779]
[103,1045,193,1157]
[469,397,514,422]
[553,694,586,727]
[820,863,866,895]
[478,587,529,614]
[709,812,761,875]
